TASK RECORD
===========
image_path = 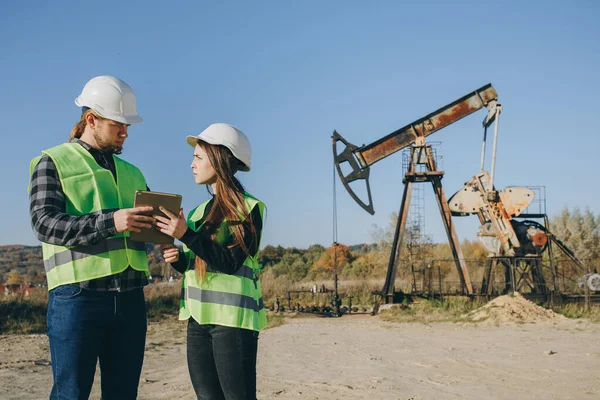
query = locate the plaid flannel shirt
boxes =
[29,139,149,291]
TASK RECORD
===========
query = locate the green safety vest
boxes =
[30,143,149,290]
[179,193,267,331]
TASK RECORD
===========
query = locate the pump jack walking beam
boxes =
[333,84,498,215]
[333,84,498,298]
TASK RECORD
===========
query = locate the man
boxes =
[29,76,154,399]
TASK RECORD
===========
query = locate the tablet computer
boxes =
[129,190,183,244]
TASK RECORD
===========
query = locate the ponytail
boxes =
[69,109,100,140]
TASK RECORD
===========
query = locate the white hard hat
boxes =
[186,123,251,171]
[75,76,142,124]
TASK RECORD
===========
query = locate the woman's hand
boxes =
[160,244,180,263]
[154,208,187,239]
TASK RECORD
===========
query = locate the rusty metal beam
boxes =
[356,84,497,168]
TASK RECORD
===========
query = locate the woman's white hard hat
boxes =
[186,123,251,171]
[75,76,142,124]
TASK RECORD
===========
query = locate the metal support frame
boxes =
[543,215,558,296]
[381,141,473,303]
[481,256,548,295]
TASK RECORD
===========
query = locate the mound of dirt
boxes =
[466,292,566,325]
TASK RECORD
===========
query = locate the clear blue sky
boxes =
[1,0,598,249]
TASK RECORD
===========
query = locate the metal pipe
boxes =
[489,106,501,188]
[480,125,487,172]
[544,215,558,295]
[438,266,443,301]
[333,242,340,316]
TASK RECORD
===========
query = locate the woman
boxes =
[155,123,266,400]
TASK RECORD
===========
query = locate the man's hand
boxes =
[113,206,155,233]
[161,244,180,263]
[154,208,187,239]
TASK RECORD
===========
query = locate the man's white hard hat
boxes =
[75,76,142,124]
[186,123,251,172]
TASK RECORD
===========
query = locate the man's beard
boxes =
[94,132,123,154]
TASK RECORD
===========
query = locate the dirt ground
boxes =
[0,312,599,400]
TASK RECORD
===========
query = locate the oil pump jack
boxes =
[333,84,589,302]
[333,84,500,302]
[443,91,589,297]
[448,172,588,296]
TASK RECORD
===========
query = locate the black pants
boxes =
[187,319,259,400]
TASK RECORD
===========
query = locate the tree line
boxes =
[2,206,598,287]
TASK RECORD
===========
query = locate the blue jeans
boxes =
[187,319,259,400]
[47,285,147,400]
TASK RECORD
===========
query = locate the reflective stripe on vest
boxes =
[179,193,267,331]
[182,287,265,312]
[43,237,146,272]
[31,143,149,290]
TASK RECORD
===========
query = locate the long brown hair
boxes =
[70,108,103,140]
[194,141,257,281]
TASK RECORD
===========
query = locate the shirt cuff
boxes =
[97,211,118,236]
[171,250,188,274]
[179,228,197,245]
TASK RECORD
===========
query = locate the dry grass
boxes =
[144,283,180,321]
[552,303,600,323]
[0,284,182,334]
[379,296,484,324]
[264,312,287,329]
[260,273,383,309]
[0,289,48,334]
[3,281,598,335]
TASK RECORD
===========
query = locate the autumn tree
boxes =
[304,244,326,265]
[343,252,386,278]
[312,244,353,275]
[550,206,600,274]
[6,270,24,285]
